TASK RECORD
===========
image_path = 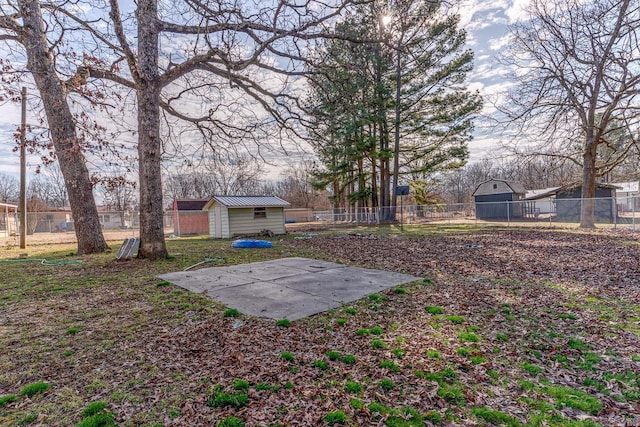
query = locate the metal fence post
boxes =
[633,196,636,232]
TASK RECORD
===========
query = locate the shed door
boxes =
[214,205,222,238]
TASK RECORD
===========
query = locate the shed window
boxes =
[254,207,267,219]
[493,183,498,189]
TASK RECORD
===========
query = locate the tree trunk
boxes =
[20,0,108,255]
[580,145,597,228]
[136,0,168,259]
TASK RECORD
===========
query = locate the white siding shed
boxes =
[202,196,290,239]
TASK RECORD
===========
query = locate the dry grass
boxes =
[0,227,639,426]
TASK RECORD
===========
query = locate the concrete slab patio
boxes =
[158,257,421,320]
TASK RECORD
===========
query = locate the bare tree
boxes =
[271,159,321,208]
[500,0,640,228]
[163,154,264,203]
[29,163,69,208]
[0,173,18,202]
[0,1,108,254]
[96,173,137,228]
[43,0,359,259]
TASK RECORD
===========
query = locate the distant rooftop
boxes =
[204,196,290,209]
[610,181,639,193]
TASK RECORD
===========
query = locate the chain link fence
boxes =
[308,195,640,230]
[1,195,638,246]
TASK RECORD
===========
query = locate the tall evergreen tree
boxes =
[306,0,481,218]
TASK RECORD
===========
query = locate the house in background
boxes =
[172,199,210,236]
[472,179,526,220]
[610,181,640,212]
[0,202,18,237]
[524,186,561,216]
[203,196,290,238]
[529,183,619,223]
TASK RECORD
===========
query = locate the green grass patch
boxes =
[568,338,590,351]
[255,383,274,392]
[371,339,386,349]
[20,381,50,397]
[576,352,602,371]
[0,394,17,407]
[350,398,363,409]
[18,413,37,425]
[391,347,405,359]
[496,333,509,342]
[65,327,80,335]
[324,410,347,424]
[356,328,370,336]
[437,384,465,405]
[393,287,407,295]
[426,306,444,315]
[458,331,480,343]
[77,412,116,427]
[326,351,341,360]
[381,360,400,372]
[370,326,383,335]
[232,379,250,391]
[341,354,356,364]
[344,381,363,394]
[470,355,487,365]
[313,360,328,370]
[82,401,109,418]
[558,313,578,320]
[445,315,465,324]
[424,410,442,425]
[344,307,357,315]
[426,349,441,359]
[379,378,395,390]
[472,407,520,426]
[368,294,384,303]
[217,417,244,427]
[280,351,294,362]
[541,385,603,415]
[456,347,471,357]
[385,406,424,426]
[275,319,291,328]
[207,390,249,409]
[223,308,241,318]
[522,363,543,376]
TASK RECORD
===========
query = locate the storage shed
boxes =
[203,196,290,239]
[472,179,526,220]
[172,199,210,236]
[554,183,618,223]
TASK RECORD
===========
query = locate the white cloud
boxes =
[489,33,512,51]
[504,0,531,23]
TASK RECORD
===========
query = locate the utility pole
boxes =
[19,87,27,249]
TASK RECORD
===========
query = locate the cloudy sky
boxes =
[0,0,529,179]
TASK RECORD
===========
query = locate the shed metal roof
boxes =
[472,179,526,197]
[174,199,209,211]
[524,187,561,200]
[525,182,621,200]
[203,196,290,210]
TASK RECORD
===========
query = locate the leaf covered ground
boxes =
[0,227,639,426]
